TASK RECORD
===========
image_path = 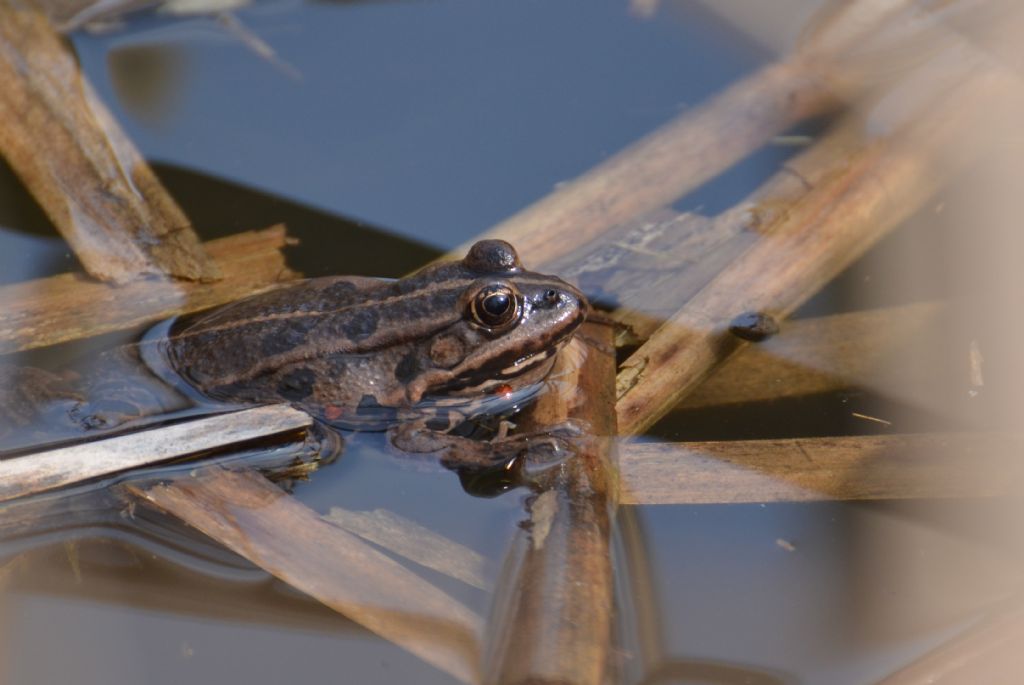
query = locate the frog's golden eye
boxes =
[470,284,520,329]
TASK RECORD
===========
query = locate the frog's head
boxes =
[403,240,588,405]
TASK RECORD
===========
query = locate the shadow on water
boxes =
[0,157,438,286]
[151,163,440,279]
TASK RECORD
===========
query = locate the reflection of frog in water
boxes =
[1,241,588,477]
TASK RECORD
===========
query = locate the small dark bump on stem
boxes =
[729,311,780,342]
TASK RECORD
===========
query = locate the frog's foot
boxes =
[65,383,174,432]
[67,401,136,431]
[389,422,506,470]
[388,421,582,475]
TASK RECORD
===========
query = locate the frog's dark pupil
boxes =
[471,285,518,328]
[483,293,510,317]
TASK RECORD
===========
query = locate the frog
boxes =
[2,240,588,479]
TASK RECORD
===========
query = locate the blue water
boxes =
[72,0,769,251]
[0,2,1010,684]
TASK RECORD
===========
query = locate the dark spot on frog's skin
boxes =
[276,367,317,401]
[341,308,379,342]
[729,312,780,342]
[261,318,314,356]
[429,335,465,368]
[394,351,421,383]
[327,355,348,378]
[192,331,220,350]
[323,280,358,299]
[464,240,521,274]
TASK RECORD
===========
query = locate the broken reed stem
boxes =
[484,326,618,685]
[0,405,311,503]
[615,116,946,436]
[452,57,836,269]
[0,1,217,283]
[0,224,297,356]
[543,116,865,345]
[682,301,950,409]
[618,433,1024,505]
[129,467,484,684]
[615,16,1024,436]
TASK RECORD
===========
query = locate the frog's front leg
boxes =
[388,420,581,476]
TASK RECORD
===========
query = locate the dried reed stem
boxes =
[619,433,1024,505]
[0,225,297,355]
[130,467,484,684]
[0,1,217,283]
[456,58,836,269]
[0,405,310,503]
[324,507,491,591]
[682,301,950,409]
[614,112,950,436]
[484,326,618,685]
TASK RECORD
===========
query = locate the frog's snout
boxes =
[563,282,589,324]
[535,279,586,315]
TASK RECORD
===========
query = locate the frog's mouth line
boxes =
[479,345,561,385]
[498,347,557,378]
[437,346,560,399]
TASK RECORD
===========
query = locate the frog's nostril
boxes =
[544,289,559,305]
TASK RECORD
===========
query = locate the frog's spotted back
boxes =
[163,240,587,428]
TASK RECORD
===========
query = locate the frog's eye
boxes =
[470,284,520,329]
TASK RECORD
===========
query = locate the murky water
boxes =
[2,1,1023,683]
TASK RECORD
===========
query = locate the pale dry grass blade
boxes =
[0,405,311,503]
[0,2,217,283]
[324,507,491,591]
